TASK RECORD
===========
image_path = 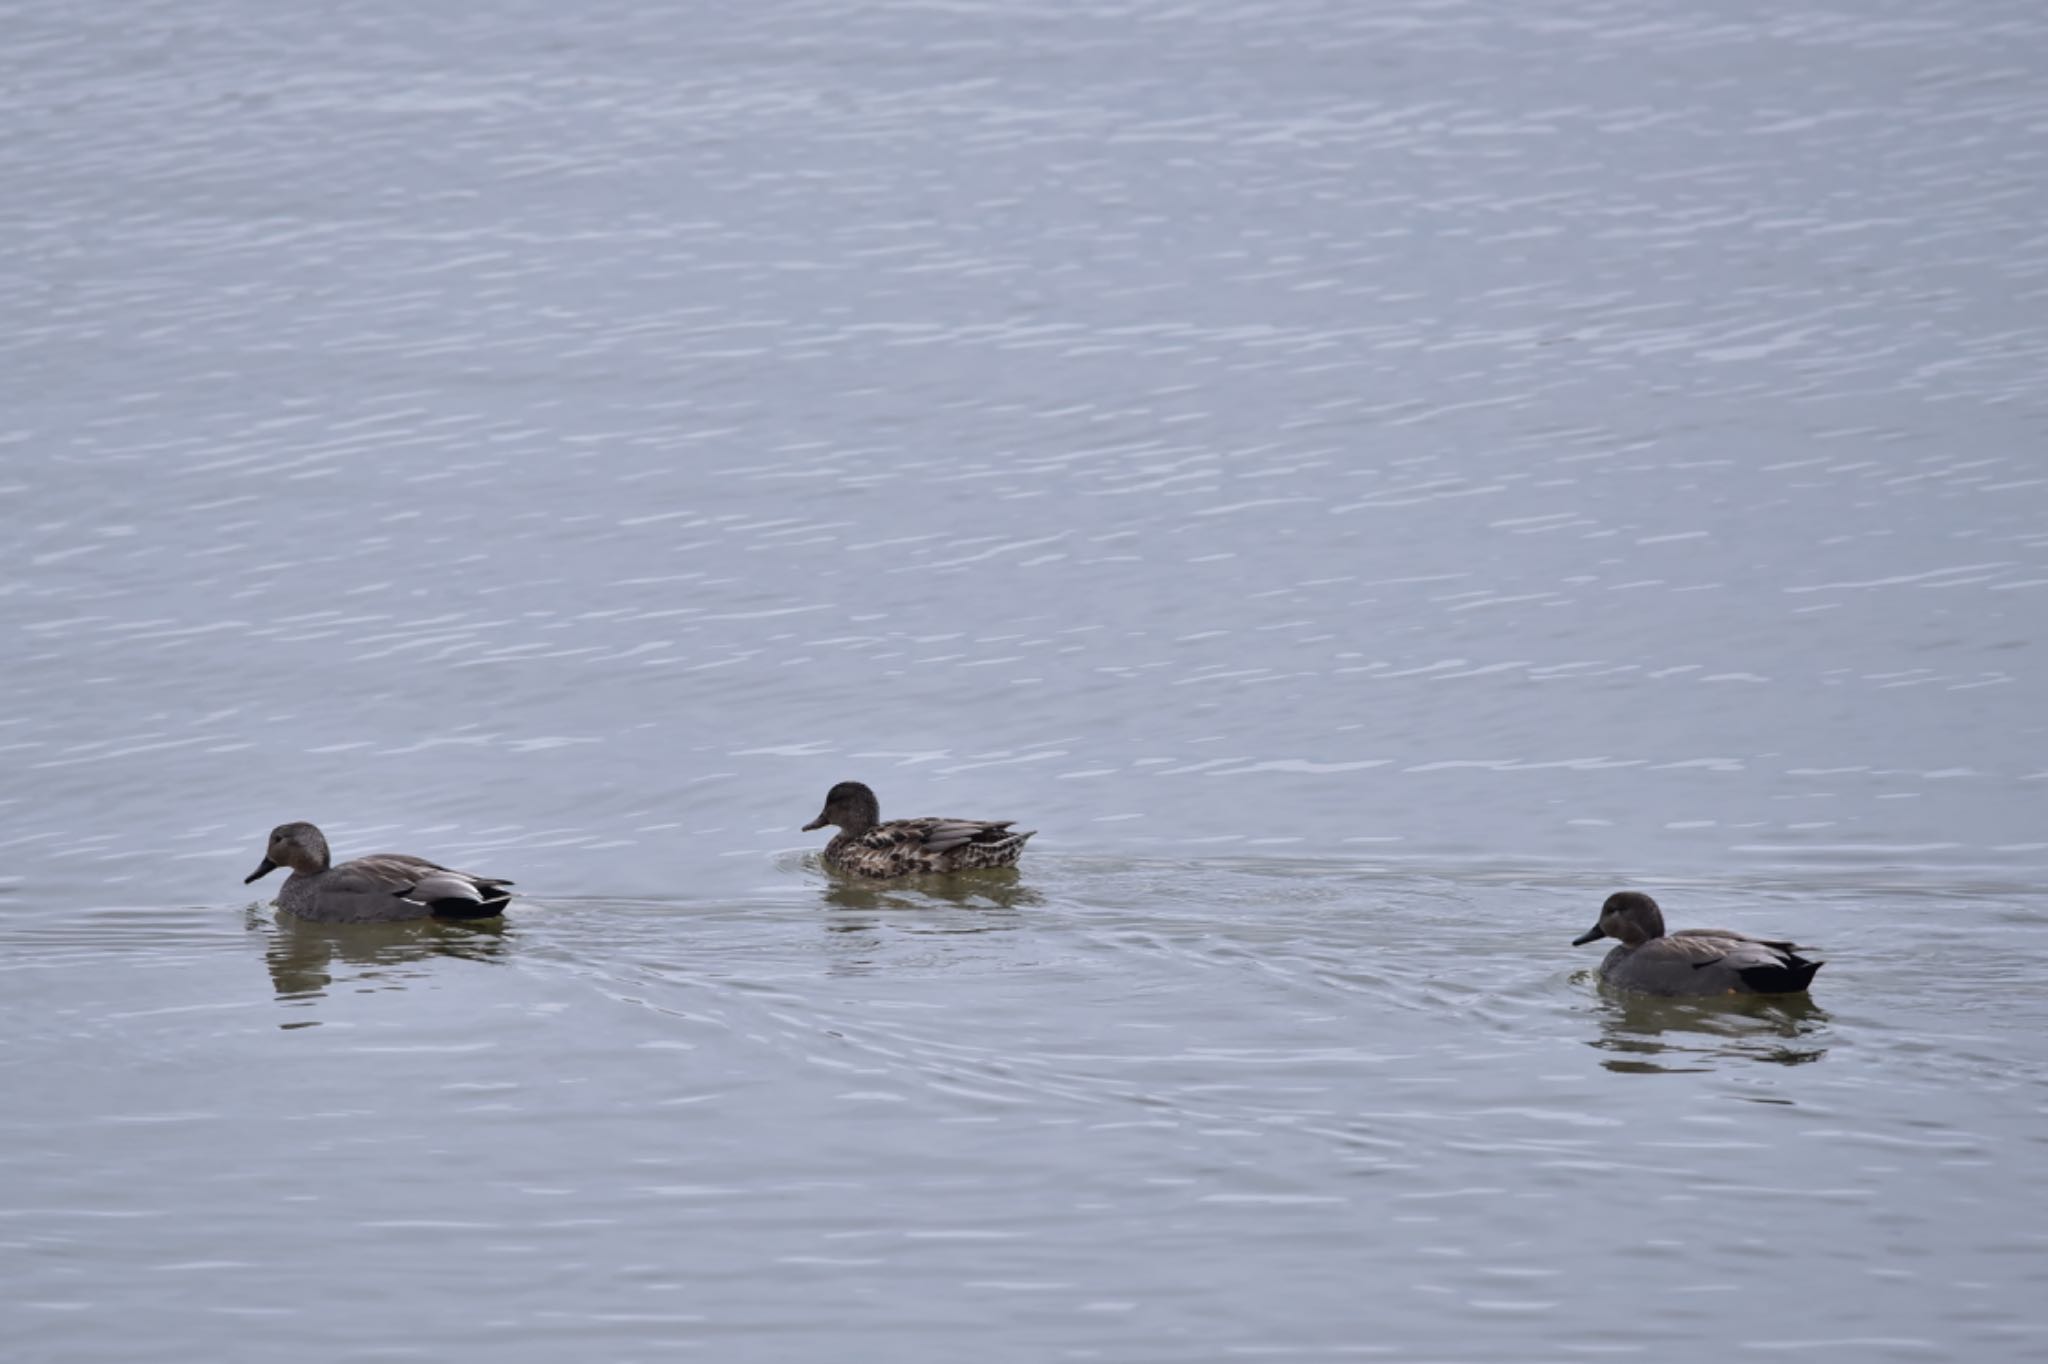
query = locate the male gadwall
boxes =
[802,781,1035,878]
[1571,890,1821,996]
[245,821,513,924]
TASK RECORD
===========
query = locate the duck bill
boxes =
[801,814,829,832]
[244,857,278,885]
[1571,924,1606,946]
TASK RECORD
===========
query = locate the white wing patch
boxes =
[404,871,485,904]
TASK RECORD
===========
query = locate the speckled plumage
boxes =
[803,781,1035,878]
[1572,891,1821,997]
[245,821,513,924]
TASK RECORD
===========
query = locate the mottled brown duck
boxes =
[802,781,1034,878]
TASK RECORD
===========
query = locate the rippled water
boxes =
[6,0,2048,1359]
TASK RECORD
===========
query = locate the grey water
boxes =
[4,0,2047,1359]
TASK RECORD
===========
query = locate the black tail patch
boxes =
[1736,953,1823,994]
[428,896,510,920]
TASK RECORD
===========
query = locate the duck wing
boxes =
[1656,929,1822,994]
[1670,927,1801,953]
[848,818,1011,853]
[281,857,437,923]
[912,818,1018,854]
[834,817,1035,876]
[346,854,513,918]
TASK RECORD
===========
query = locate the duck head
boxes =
[1572,890,1666,947]
[245,821,332,883]
[803,781,881,836]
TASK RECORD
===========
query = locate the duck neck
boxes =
[288,847,333,876]
[841,793,882,837]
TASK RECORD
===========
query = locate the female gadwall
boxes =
[244,821,513,924]
[802,781,1035,878]
[1571,890,1821,997]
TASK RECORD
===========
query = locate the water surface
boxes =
[5,0,2047,1359]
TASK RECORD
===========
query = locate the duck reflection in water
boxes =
[256,908,512,1019]
[816,869,1039,973]
[1588,990,1831,1075]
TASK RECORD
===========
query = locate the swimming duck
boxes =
[1571,890,1821,996]
[802,781,1035,878]
[244,821,513,924]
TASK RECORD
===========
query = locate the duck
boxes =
[802,780,1035,878]
[1571,890,1821,996]
[244,821,513,924]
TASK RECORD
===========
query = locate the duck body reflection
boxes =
[1588,990,1832,1074]
[260,911,513,1013]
